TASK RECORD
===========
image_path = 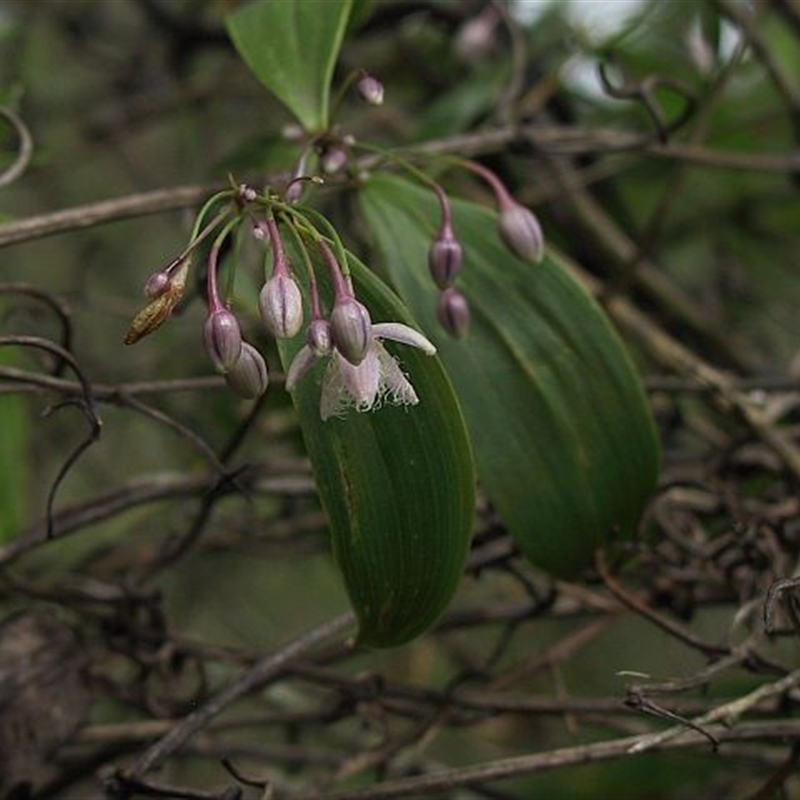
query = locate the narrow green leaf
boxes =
[361,175,660,577]
[226,0,353,132]
[277,249,475,647]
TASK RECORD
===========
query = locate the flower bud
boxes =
[204,308,242,372]
[252,220,268,241]
[281,124,305,142]
[320,144,348,175]
[285,178,304,204]
[437,288,470,339]
[330,297,372,365]
[224,343,268,399]
[144,270,171,299]
[357,72,384,106]
[498,202,544,264]
[307,318,332,356]
[428,224,463,289]
[454,6,499,64]
[238,183,257,203]
[259,274,304,339]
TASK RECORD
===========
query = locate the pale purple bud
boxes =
[224,342,268,399]
[238,184,257,203]
[259,274,304,339]
[204,308,243,372]
[437,288,470,339]
[144,271,171,299]
[321,144,348,175]
[307,318,332,356]
[281,124,305,142]
[330,297,372,365]
[285,179,304,204]
[498,202,545,264]
[357,73,384,106]
[454,7,500,64]
[428,224,463,289]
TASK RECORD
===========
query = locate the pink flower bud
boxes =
[204,308,242,372]
[224,343,268,399]
[252,221,268,241]
[428,224,463,289]
[285,178,304,204]
[259,274,304,339]
[437,288,470,339]
[330,297,372,365]
[307,318,332,356]
[498,202,544,264]
[357,72,384,106]
[281,124,305,142]
[454,6,500,64]
[144,271,171,299]
[320,144,348,175]
[238,183,257,203]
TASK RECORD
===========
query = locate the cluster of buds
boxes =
[124,71,547,421]
[281,68,384,200]
[426,161,545,340]
[285,240,436,420]
[203,214,269,399]
[125,178,437,420]
[429,185,469,339]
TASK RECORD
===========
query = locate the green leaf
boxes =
[226,0,353,132]
[277,248,475,647]
[361,174,660,577]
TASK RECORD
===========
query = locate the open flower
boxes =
[286,322,436,420]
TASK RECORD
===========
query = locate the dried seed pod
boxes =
[124,259,189,344]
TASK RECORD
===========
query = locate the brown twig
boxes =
[122,611,356,779]
[595,550,730,658]
[288,720,800,800]
[0,106,34,188]
[2,125,800,251]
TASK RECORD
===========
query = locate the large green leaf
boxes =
[277,248,475,647]
[361,174,660,576]
[226,0,353,132]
